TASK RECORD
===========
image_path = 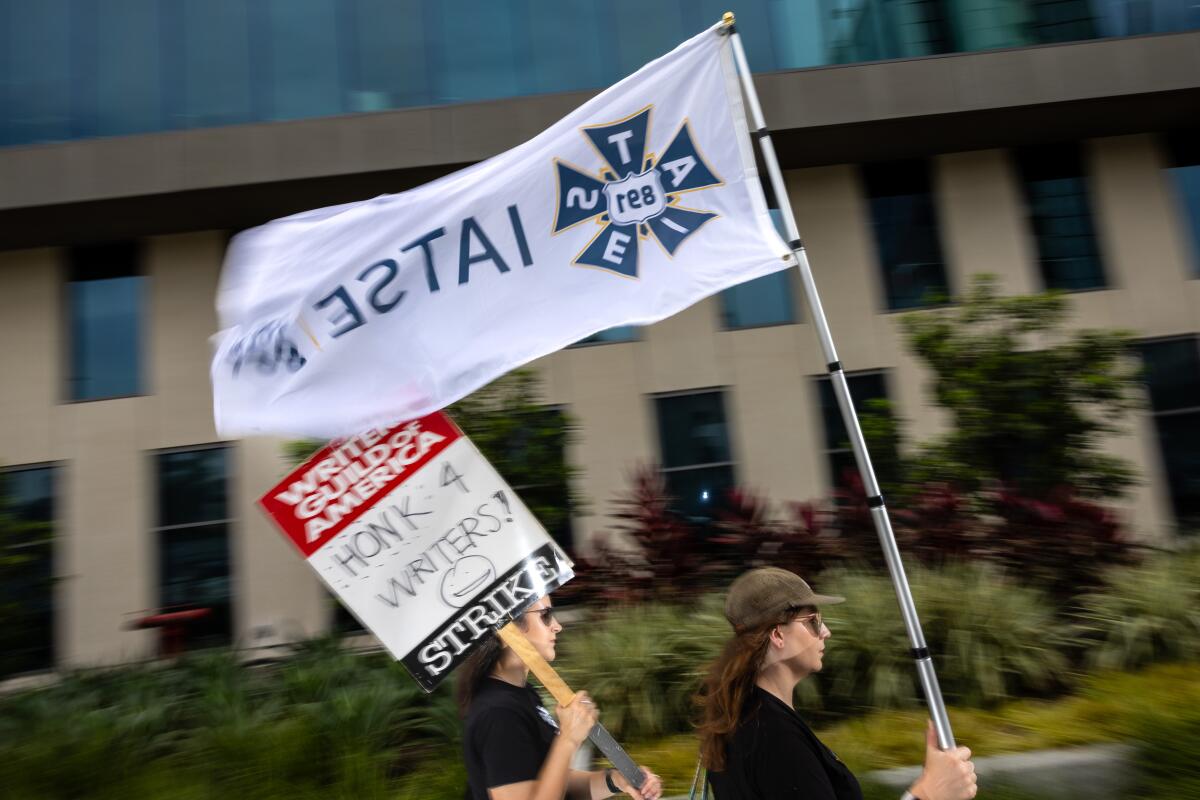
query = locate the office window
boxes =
[863,160,950,310]
[655,390,735,519]
[178,0,256,127]
[68,243,143,401]
[721,208,796,328]
[574,325,640,346]
[1028,0,1099,43]
[1139,337,1200,531]
[1016,143,1107,291]
[1167,135,1200,277]
[156,447,233,648]
[266,0,343,121]
[0,466,55,677]
[815,370,895,491]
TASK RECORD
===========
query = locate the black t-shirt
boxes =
[463,677,560,800]
[708,686,863,800]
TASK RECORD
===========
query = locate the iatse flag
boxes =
[212,22,788,438]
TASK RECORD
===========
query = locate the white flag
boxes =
[213,22,789,438]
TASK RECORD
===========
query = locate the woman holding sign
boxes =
[696,568,977,800]
[458,594,663,800]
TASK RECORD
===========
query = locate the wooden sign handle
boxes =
[495,622,645,790]
[497,621,575,704]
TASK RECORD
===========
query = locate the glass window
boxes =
[573,325,640,346]
[655,390,736,519]
[722,271,795,328]
[523,2,607,95]
[94,0,162,136]
[1167,135,1200,277]
[0,466,56,677]
[265,0,343,121]
[815,370,894,490]
[178,0,256,127]
[347,0,431,110]
[3,0,74,145]
[1016,143,1107,291]
[721,208,796,328]
[155,447,233,648]
[863,160,950,310]
[67,243,143,401]
[946,0,1037,50]
[1138,337,1200,531]
[1029,0,1099,42]
[425,0,523,104]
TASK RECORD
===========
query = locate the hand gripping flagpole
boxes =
[719,12,957,750]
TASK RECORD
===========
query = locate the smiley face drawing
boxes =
[440,555,497,608]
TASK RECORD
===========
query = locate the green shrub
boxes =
[818,563,1076,711]
[1127,701,1200,799]
[556,595,732,741]
[1075,549,1200,672]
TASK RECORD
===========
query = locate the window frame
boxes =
[1013,142,1109,293]
[652,387,738,518]
[150,442,236,649]
[0,461,59,677]
[861,159,952,312]
[62,241,148,403]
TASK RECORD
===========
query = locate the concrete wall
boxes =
[1,135,1196,669]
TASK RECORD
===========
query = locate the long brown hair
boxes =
[455,615,530,716]
[694,610,803,771]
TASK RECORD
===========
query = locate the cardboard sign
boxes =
[259,412,574,691]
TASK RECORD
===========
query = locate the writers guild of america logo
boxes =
[552,105,724,279]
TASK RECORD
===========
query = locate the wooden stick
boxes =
[496,621,645,789]
[497,621,575,704]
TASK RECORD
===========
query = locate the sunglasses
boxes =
[792,610,824,636]
[523,607,558,626]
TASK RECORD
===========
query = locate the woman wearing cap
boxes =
[458,593,664,800]
[696,567,977,800]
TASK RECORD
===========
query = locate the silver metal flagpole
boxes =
[719,12,957,750]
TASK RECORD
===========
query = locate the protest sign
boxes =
[259,411,574,691]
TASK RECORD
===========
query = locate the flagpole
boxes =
[719,12,957,750]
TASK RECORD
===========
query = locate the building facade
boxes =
[1,0,1198,675]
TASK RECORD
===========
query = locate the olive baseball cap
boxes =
[724,567,844,630]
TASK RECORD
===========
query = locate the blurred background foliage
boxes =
[3,280,1197,798]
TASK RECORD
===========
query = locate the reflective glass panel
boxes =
[94,0,161,136]
[575,325,640,345]
[158,523,233,647]
[156,447,233,648]
[1139,337,1200,530]
[179,0,255,127]
[722,271,795,328]
[656,391,733,469]
[3,0,73,144]
[0,466,55,676]
[1168,162,1200,277]
[158,448,229,528]
[266,0,343,120]
[1017,144,1107,291]
[864,160,950,310]
[816,371,893,488]
[68,243,143,401]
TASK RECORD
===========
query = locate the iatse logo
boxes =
[552,105,724,279]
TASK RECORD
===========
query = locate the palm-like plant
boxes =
[819,564,1076,711]
[1075,549,1200,671]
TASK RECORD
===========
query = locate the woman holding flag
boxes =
[458,593,663,800]
[696,567,977,800]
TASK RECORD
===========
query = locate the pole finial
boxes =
[722,11,735,27]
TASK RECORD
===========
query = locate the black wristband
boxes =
[605,768,620,794]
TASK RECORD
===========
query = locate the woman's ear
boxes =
[768,625,785,649]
